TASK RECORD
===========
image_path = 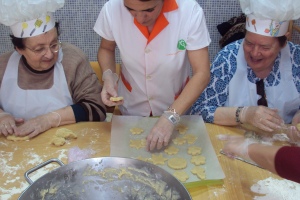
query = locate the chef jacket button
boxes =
[145,49,151,53]
[148,97,154,101]
[146,75,152,80]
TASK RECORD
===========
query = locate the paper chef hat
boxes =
[239,0,300,37]
[0,0,64,38]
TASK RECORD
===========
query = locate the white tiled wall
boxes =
[1,0,299,62]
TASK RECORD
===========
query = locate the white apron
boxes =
[0,50,73,120]
[226,41,300,123]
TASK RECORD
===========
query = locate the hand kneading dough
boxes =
[6,135,29,141]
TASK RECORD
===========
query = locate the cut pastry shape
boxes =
[191,166,206,180]
[175,124,188,134]
[129,127,144,135]
[129,139,146,149]
[164,146,179,155]
[172,137,186,145]
[191,155,206,165]
[183,134,198,144]
[167,157,187,170]
[173,171,189,182]
[149,153,168,165]
[187,146,202,155]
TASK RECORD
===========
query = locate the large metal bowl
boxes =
[19,157,191,200]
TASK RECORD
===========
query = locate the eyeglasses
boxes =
[256,79,268,107]
[25,41,61,56]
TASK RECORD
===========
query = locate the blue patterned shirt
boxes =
[190,39,300,122]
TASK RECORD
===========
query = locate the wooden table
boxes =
[0,121,281,200]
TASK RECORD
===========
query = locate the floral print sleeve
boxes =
[190,40,242,122]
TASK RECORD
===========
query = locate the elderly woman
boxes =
[0,1,106,138]
[94,0,211,151]
[191,0,300,136]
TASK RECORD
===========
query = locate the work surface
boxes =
[1,121,299,200]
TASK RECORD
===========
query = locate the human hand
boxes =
[0,112,23,136]
[218,135,258,161]
[241,106,283,132]
[292,110,300,126]
[101,69,123,107]
[14,112,61,138]
[284,126,300,145]
[146,116,175,151]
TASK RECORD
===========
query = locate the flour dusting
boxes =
[251,177,300,200]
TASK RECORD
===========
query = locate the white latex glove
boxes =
[146,115,175,151]
[218,135,258,162]
[241,106,283,132]
[100,69,123,107]
[0,112,23,136]
[14,112,61,138]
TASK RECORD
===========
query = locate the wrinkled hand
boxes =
[241,106,283,132]
[14,112,60,138]
[284,126,300,145]
[101,69,123,107]
[218,135,258,161]
[292,111,300,126]
[0,112,23,136]
[146,116,175,151]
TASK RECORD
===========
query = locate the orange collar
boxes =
[134,0,178,44]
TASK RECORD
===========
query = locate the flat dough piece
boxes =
[55,128,77,139]
[135,156,148,162]
[167,157,187,170]
[129,139,146,149]
[129,127,144,135]
[173,171,189,182]
[6,135,29,141]
[296,123,300,131]
[191,155,206,165]
[188,146,202,155]
[172,137,186,145]
[183,134,198,144]
[149,153,168,165]
[164,146,179,155]
[175,124,188,134]
[191,166,206,180]
[51,137,66,146]
[110,96,124,101]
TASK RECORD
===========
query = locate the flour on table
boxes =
[251,177,300,200]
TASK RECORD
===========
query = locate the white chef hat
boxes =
[239,0,300,37]
[0,0,64,38]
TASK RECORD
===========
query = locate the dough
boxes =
[175,124,188,134]
[55,128,77,139]
[173,171,189,182]
[110,96,124,101]
[297,123,300,131]
[188,146,202,155]
[6,135,29,141]
[135,156,149,162]
[51,137,66,146]
[191,166,206,180]
[164,146,179,155]
[149,153,168,165]
[191,155,206,165]
[51,128,77,146]
[183,134,198,144]
[167,157,187,170]
[172,137,186,145]
[129,139,146,149]
[129,127,144,135]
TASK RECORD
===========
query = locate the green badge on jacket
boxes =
[177,39,187,50]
